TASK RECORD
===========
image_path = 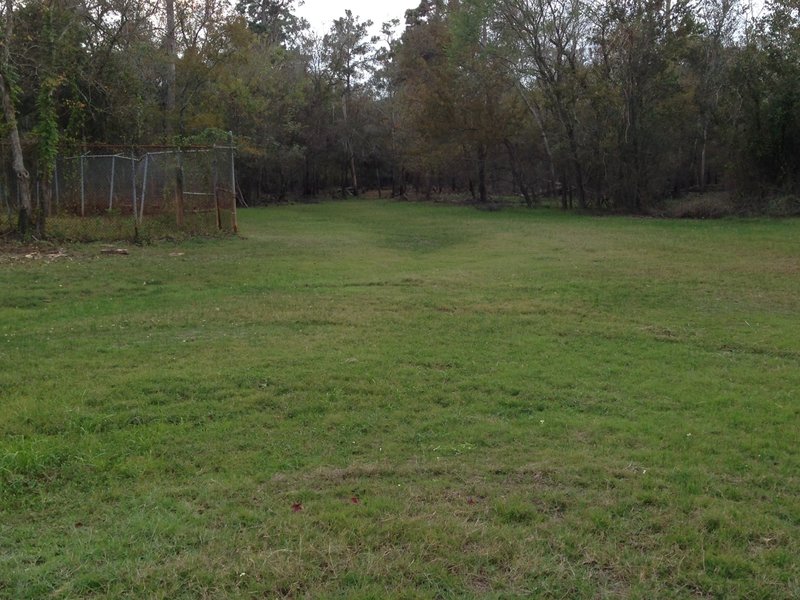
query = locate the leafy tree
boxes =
[235,0,306,45]
[692,0,743,191]
[2,0,799,225]
[0,0,33,234]
[731,0,800,197]
[588,0,698,209]
[495,0,591,207]
[449,0,520,203]
[323,10,375,195]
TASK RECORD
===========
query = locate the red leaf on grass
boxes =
[350,497,360,504]
[291,503,303,512]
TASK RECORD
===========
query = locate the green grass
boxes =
[1,200,799,598]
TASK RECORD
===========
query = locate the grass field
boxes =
[1,201,799,598]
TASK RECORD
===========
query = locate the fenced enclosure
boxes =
[1,143,238,241]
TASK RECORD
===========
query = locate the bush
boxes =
[663,193,737,219]
[765,195,800,217]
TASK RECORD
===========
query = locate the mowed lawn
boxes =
[1,201,799,598]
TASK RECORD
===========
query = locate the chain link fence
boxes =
[1,144,238,242]
[0,173,14,237]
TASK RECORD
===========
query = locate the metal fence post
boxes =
[109,155,116,211]
[175,150,185,227]
[80,154,85,217]
[212,146,221,230]
[229,131,238,234]
[54,159,60,212]
[139,153,149,223]
[131,151,138,224]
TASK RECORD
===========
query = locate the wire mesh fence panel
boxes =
[139,151,176,219]
[181,150,221,234]
[1,161,23,238]
[1,145,237,241]
[0,177,13,235]
[137,148,235,237]
[0,209,12,239]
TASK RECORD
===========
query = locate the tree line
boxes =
[2,0,799,232]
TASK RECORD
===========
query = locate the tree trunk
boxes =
[504,138,534,208]
[395,167,406,197]
[38,176,51,237]
[477,144,488,203]
[303,153,311,196]
[0,76,31,228]
[699,122,708,192]
[164,0,177,137]
[348,144,358,195]
[515,84,558,194]
[341,92,358,196]
[1,0,32,235]
[564,121,586,209]
[424,170,432,201]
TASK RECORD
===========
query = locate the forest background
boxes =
[1,0,799,233]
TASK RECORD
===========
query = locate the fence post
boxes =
[54,159,60,213]
[109,155,116,211]
[175,150,185,227]
[80,154,85,217]
[139,153,148,223]
[212,146,221,230]
[131,151,137,224]
[229,131,238,234]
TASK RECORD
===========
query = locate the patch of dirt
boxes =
[0,244,69,264]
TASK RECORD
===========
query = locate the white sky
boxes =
[295,0,419,35]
